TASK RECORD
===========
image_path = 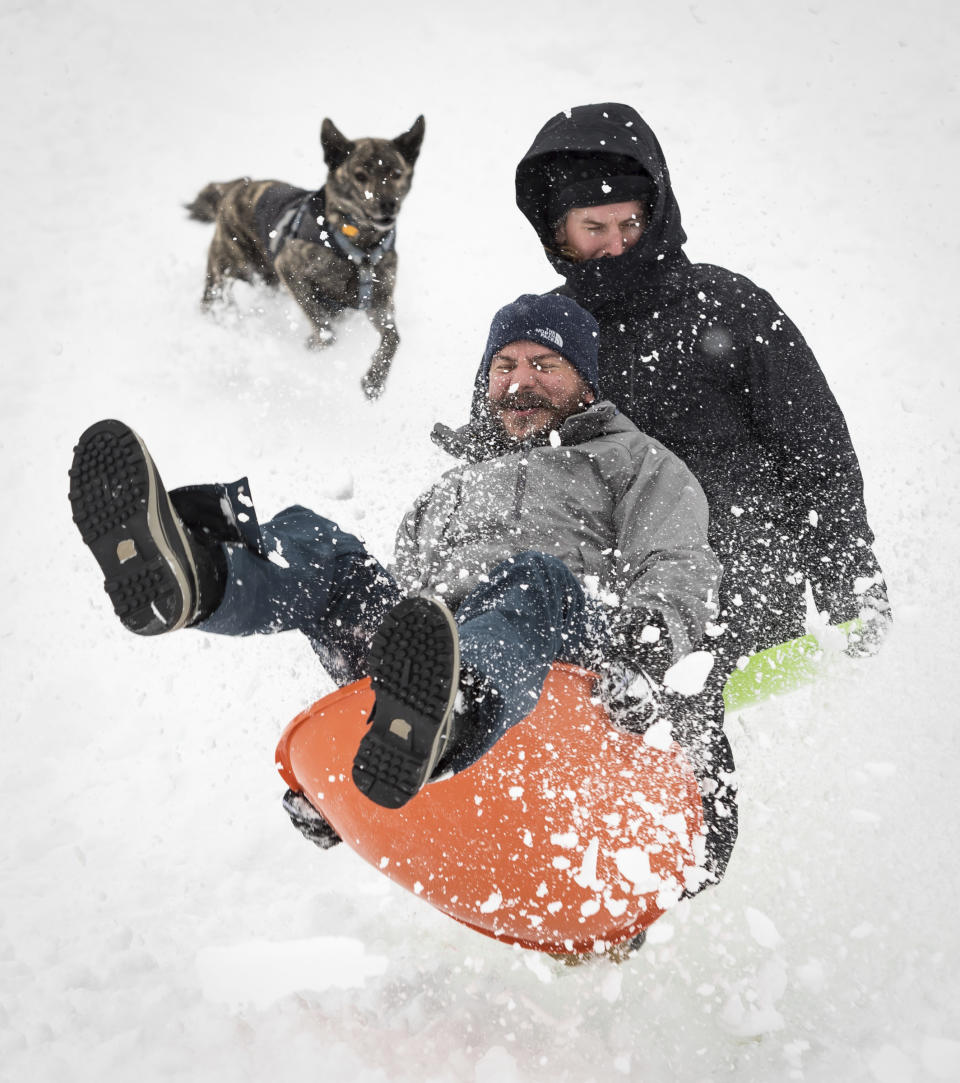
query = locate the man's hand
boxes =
[595,667,663,734]
[281,789,342,850]
[844,581,893,658]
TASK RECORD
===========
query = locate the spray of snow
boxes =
[4,4,958,1082]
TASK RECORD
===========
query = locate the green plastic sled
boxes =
[721,620,860,713]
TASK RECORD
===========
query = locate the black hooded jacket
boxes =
[516,103,887,656]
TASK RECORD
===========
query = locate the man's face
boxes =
[555,200,646,260]
[487,339,595,441]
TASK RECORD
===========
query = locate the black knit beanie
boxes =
[480,294,600,396]
[543,154,655,227]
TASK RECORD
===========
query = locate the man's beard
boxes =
[486,391,584,444]
[491,391,554,413]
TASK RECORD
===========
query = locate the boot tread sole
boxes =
[69,420,198,635]
[352,597,459,809]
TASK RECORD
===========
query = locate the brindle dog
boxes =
[185,116,425,398]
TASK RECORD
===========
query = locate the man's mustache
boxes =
[489,392,554,411]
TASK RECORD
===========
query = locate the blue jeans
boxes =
[199,505,600,770]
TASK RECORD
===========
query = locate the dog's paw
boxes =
[361,372,386,400]
[306,329,336,351]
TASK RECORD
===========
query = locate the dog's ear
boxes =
[393,115,425,167]
[321,119,355,171]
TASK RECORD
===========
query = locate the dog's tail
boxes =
[184,182,230,222]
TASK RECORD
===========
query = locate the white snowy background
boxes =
[3,0,959,1079]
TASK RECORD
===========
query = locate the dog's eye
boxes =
[391,169,403,179]
[354,170,368,183]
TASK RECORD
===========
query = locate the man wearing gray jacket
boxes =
[70,293,736,881]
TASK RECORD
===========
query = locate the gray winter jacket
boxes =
[390,401,720,663]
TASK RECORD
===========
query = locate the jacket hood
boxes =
[515,103,688,307]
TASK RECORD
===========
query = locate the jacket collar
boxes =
[553,248,691,313]
[431,400,620,463]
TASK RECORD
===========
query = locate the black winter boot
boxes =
[352,596,461,809]
[69,419,224,635]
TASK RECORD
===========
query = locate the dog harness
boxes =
[266,187,396,311]
[327,225,396,310]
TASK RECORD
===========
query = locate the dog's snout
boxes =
[378,198,398,217]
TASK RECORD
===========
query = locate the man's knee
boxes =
[477,552,586,636]
[489,550,579,593]
[264,506,369,560]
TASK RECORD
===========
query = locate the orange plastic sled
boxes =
[276,663,705,956]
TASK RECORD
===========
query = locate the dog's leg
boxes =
[201,249,231,308]
[202,224,256,308]
[361,305,400,400]
[198,180,269,309]
[274,242,341,349]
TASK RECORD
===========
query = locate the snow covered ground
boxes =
[3,0,959,1079]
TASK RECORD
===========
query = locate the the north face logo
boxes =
[535,327,563,349]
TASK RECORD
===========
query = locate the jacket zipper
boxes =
[512,458,528,521]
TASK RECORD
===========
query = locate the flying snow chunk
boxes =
[614,847,661,893]
[664,651,714,695]
[645,920,675,945]
[643,717,673,750]
[479,890,502,914]
[267,541,290,569]
[604,896,628,918]
[551,832,578,849]
[549,429,561,448]
[745,906,783,948]
[660,812,689,839]
[574,837,604,891]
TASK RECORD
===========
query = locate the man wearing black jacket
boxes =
[515,103,891,672]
